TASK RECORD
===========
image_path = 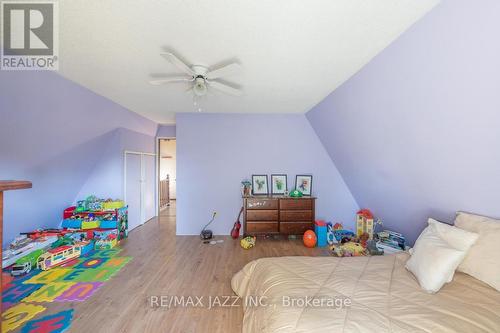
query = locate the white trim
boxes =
[156,137,175,216]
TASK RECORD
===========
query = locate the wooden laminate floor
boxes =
[15,203,330,333]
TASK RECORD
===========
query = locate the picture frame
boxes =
[251,175,269,195]
[295,175,313,196]
[271,174,287,195]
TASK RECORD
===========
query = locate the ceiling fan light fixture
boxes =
[193,77,207,96]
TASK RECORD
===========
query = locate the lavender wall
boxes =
[0,71,157,245]
[157,125,176,138]
[176,113,359,236]
[306,0,500,244]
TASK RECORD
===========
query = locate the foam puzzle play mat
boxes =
[2,196,132,332]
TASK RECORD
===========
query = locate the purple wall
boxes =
[306,0,500,244]
[156,125,176,138]
[176,113,359,236]
[0,71,157,245]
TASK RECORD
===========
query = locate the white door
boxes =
[125,151,156,231]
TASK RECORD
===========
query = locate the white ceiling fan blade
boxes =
[206,63,241,80]
[161,52,195,76]
[149,77,193,85]
[208,80,243,96]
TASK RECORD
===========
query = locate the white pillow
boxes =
[455,211,500,291]
[406,218,479,293]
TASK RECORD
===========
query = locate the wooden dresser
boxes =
[243,196,316,236]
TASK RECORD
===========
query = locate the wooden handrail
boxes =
[160,176,170,209]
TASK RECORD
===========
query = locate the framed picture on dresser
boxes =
[271,174,287,195]
[295,175,313,196]
[252,175,269,195]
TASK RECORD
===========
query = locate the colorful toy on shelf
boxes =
[63,206,76,219]
[22,228,71,240]
[61,199,128,240]
[75,200,86,213]
[240,236,256,249]
[37,244,83,270]
[94,230,118,250]
[289,189,303,198]
[11,249,45,276]
[303,230,317,248]
[356,209,374,239]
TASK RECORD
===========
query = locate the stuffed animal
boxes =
[330,241,368,257]
[240,236,256,250]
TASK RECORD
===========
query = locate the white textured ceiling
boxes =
[58,0,439,124]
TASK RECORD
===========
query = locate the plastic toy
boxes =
[95,233,117,250]
[240,236,256,249]
[289,189,303,197]
[356,209,374,239]
[333,223,343,230]
[333,229,355,242]
[331,241,367,257]
[314,221,327,247]
[37,244,82,270]
[11,249,44,276]
[326,224,337,245]
[303,230,317,248]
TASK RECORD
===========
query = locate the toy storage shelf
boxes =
[62,206,128,241]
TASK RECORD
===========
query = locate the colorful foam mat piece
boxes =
[92,248,123,258]
[1,303,46,333]
[3,283,44,310]
[22,282,75,303]
[55,282,104,302]
[21,309,74,333]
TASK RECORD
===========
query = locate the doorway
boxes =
[158,138,176,216]
[124,151,156,231]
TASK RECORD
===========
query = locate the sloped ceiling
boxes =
[306,0,500,244]
[57,0,438,123]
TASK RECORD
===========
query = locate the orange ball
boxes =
[303,230,317,248]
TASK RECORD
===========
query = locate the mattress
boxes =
[231,253,500,332]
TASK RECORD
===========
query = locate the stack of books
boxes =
[376,230,406,253]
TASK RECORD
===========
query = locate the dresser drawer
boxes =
[280,210,313,222]
[247,209,278,221]
[280,222,313,235]
[246,198,278,210]
[246,222,279,233]
[279,199,313,210]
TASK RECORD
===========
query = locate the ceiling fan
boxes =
[149,52,243,97]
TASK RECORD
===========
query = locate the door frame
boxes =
[157,137,176,216]
[123,150,157,228]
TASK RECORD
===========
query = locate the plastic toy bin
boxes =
[62,219,82,229]
[314,220,327,247]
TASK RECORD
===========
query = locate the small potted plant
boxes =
[241,180,252,197]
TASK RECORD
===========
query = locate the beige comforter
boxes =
[231,253,500,332]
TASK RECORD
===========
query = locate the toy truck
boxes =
[11,249,44,276]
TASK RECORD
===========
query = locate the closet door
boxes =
[125,154,142,231]
[142,154,156,223]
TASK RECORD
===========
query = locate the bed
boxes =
[231,253,500,333]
